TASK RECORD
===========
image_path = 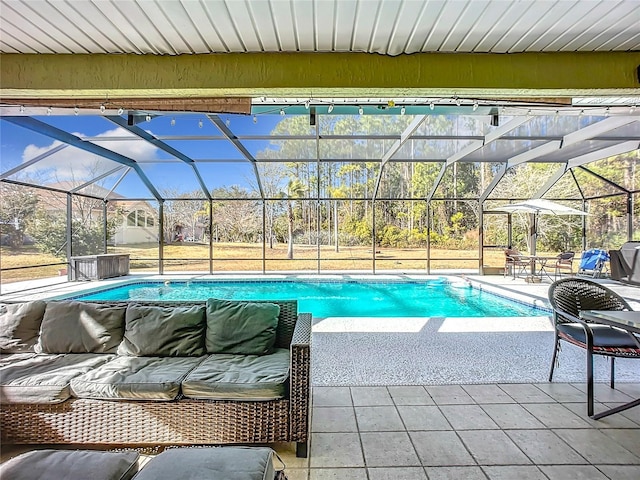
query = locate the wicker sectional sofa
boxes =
[0,298,311,457]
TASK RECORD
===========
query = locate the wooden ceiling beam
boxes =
[0,97,251,114]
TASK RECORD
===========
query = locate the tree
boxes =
[29,207,118,258]
[10,163,125,256]
[327,185,349,252]
[28,210,67,257]
[254,162,287,248]
[161,190,203,242]
[210,186,261,242]
[0,183,38,248]
[286,179,306,259]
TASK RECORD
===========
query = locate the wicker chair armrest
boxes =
[290,313,312,444]
[291,313,312,348]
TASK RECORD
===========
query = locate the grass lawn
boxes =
[0,246,66,283]
[1,242,509,284]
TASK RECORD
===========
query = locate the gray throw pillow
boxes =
[0,449,139,480]
[132,447,273,480]
[36,301,126,354]
[0,301,46,353]
[118,304,206,356]
[206,299,279,355]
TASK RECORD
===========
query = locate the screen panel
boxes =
[318,199,374,272]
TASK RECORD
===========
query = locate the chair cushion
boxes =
[132,447,274,480]
[0,353,113,404]
[206,299,279,355]
[0,301,46,353]
[181,349,289,401]
[118,304,206,357]
[71,355,204,401]
[36,301,126,354]
[558,323,640,355]
[0,449,139,480]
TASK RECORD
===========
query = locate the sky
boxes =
[0,112,285,199]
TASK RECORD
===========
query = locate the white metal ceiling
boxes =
[1,0,639,56]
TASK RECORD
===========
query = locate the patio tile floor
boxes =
[275,383,640,480]
[4,382,638,479]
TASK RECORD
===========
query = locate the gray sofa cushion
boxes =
[181,348,289,401]
[0,449,139,480]
[0,352,35,368]
[132,447,274,480]
[36,301,126,354]
[206,299,279,355]
[0,301,46,353]
[71,355,204,401]
[0,353,113,404]
[118,304,206,357]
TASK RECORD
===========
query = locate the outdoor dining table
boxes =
[579,310,640,420]
[530,255,558,278]
[523,255,557,281]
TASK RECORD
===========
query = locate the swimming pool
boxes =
[71,280,545,318]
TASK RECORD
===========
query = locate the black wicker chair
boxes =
[553,251,575,280]
[548,278,640,417]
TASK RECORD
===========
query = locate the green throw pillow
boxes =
[0,301,46,353]
[206,299,280,355]
[118,304,206,356]
[36,301,126,354]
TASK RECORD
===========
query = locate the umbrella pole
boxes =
[530,212,537,256]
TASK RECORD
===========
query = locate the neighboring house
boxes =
[111,201,158,245]
[37,182,159,246]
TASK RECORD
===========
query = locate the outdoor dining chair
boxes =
[547,277,640,417]
[554,251,575,280]
[504,248,530,279]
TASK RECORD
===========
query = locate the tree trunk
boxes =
[287,201,294,259]
[308,202,312,245]
[268,208,274,249]
[334,200,339,253]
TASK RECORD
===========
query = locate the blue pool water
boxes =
[72,280,544,318]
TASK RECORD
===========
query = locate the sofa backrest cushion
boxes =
[36,301,126,354]
[118,304,206,356]
[206,299,279,355]
[0,301,46,353]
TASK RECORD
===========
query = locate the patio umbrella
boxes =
[490,199,588,255]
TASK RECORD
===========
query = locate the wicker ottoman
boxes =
[133,447,276,480]
[0,449,139,480]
